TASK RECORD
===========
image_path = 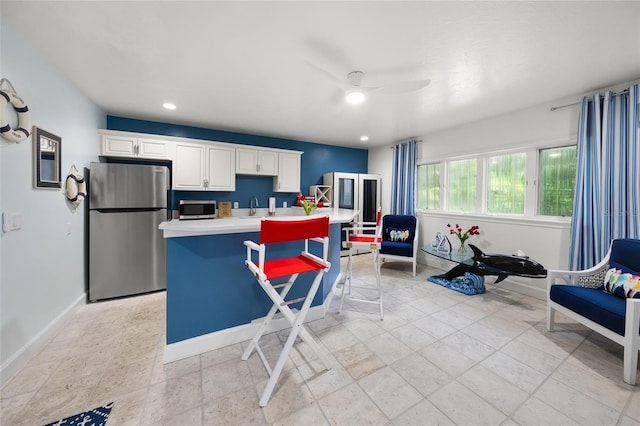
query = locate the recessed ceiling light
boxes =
[360,136,369,142]
[345,91,365,105]
[163,102,176,110]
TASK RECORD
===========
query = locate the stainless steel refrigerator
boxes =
[89,162,169,301]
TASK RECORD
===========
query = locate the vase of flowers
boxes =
[446,223,480,254]
[301,199,317,215]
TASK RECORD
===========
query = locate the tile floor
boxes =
[2,255,640,425]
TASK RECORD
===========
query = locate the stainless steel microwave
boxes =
[179,200,216,220]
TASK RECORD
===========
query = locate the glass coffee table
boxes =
[422,245,547,283]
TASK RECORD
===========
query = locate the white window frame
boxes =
[416,137,576,223]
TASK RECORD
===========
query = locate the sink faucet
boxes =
[249,196,259,216]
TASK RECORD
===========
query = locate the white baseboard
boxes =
[0,293,86,388]
[495,277,546,300]
[164,272,344,363]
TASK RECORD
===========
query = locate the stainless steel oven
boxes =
[179,200,216,220]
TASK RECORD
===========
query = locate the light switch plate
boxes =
[2,212,23,233]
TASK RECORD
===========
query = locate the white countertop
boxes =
[159,207,358,238]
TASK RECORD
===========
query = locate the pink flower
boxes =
[445,223,480,245]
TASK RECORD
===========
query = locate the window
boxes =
[447,158,477,212]
[539,145,577,217]
[417,142,576,219]
[486,152,526,214]
[417,163,440,209]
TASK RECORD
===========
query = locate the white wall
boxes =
[0,23,105,385]
[369,80,639,298]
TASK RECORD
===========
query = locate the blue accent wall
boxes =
[166,224,342,344]
[107,115,368,209]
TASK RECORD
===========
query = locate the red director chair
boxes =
[242,215,333,406]
[340,207,383,319]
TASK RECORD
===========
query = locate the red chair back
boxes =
[260,216,329,244]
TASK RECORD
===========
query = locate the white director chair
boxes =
[242,215,332,406]
[339,207,383,319]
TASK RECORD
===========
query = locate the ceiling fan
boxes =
[315,68,430,105]
[303,39,430,105]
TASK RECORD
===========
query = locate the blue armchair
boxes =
[547,238,640,384]
[379,214,419,277]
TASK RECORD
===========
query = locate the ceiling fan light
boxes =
[345,91,365,105]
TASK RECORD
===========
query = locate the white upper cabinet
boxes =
[138,138,170,159]
[98,130,301,193]
[236,148,278,176]
[101,133,169,160]
[273,152,301,193]
[173,142,206,190]
[206,145,235,191]
[173,142,236,191]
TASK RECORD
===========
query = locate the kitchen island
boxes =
[159,208,357,362]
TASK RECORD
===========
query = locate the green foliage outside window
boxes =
[447,159,477,212]
[539,146,576,216]
[487,153,526,214]
[418,163,439,209]
[417,145,576,217]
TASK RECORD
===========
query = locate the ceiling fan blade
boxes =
[378,79,431,94]
[355,85,382,94]
[304,59,344,85]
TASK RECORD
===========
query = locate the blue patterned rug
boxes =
[44,402,113,426]
[427,272,486,295]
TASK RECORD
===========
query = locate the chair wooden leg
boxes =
[253,270,331,406]
[259,320,302,406]
[339,249,353,313]
[242,276,296,361]
[623,345,638,385]
[546,304,556,332]
[624,299,640,385]
[374,251,383,320]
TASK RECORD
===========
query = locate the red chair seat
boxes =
[259,256,326,280]
[348,234,381,244]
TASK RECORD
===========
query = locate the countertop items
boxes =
[159,207,357,238]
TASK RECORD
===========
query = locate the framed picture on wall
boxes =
[32,126,61,189]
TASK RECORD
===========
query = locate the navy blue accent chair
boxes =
[547,239,640,385]
[379,215,418,277]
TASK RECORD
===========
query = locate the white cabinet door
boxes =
[101,135,168,159]
[138,138,169,159]
[173,142,206,190]
[207,146,235,191]
[274,152,301,192]
[236,148,278,175]
[236,148,259,174]
[258,150,278,175]
[102,135,137,157]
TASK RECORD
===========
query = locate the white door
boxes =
[138,138,169,159]
[173,142,206,190]
[274,152,300,192]
[257,150,278,176]
[207,146,235,191]
[236,148,259,174]
[102,135,137,157]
